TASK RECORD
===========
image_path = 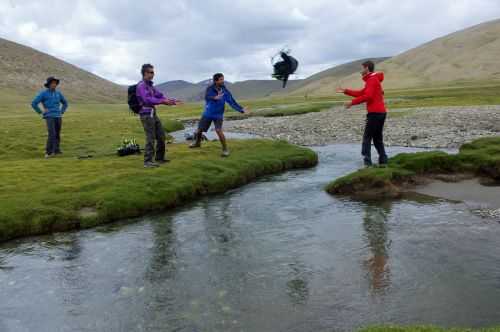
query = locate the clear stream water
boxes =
[1,144,500,332]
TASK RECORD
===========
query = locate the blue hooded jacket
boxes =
[31,89,68,118]
[202,84,243,120]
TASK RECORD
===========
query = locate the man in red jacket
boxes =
[337,60,388,167]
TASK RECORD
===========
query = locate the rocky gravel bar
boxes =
[225,105,500,148]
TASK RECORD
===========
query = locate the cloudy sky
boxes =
[1,0,499,84]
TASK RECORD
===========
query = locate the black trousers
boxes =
[140,113,166,163]
[362,113,388,164]
[45,117,62,155]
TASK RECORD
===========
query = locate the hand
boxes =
[162,99,177,105]
[336,87,346,94]
[344,102,352,109]
[175,100,184,106]
[242,108,250,114]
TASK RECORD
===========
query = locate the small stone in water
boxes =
[119,287,134,297]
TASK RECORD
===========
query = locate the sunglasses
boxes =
[147,71,155,74]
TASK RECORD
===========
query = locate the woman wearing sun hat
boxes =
[31,76,69,158]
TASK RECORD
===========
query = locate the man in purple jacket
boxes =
[136,64,181,168]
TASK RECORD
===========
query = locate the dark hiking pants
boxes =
[140,113,166,163]
[45,117,62,155]
[362,113,388,165]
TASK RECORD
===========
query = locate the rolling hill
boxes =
[3,17,500,103]
[294,18,500,96]
[0,37,124,103]
[157,78,303,102]
[275,57,390,97]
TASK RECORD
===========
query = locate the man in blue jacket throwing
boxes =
[190,73,249,157]
[31,77,68,158]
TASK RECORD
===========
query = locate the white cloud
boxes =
[0,0,499,84]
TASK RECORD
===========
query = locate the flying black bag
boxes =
[272,51,299,88]
[127,84,141,114]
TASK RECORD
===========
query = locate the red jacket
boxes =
[344,72,387,113]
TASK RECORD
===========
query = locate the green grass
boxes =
[170,99,340,121]
[254,101,341,117]
[326,137,500,197]
[0,103,184,160]
[358,326,500,332]
[313,82,500,110]
[384,84,500,109]
[0,100,318,242]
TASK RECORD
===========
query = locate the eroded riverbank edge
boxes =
[0,140,318,243]
[325,137,500,214]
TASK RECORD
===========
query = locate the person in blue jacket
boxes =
[190,73,249,157]
[31,77,68,158]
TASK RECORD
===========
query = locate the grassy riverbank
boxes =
[326,137,500,198]
[0,139,318,242]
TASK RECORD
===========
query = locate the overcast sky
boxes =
[1,0,499,84]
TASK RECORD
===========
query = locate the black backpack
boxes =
[127,84,141,114]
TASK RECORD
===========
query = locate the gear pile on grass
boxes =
[117,138,141,157]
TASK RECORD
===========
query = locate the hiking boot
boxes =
[155,159,171,165]
[221,150,230,157]
[55,151,63,155]
[189,132,203,148]
[378,162,388,168]
[144,161,159,168]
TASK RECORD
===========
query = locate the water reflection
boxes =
[0,253,8,270]
[362,200,392,295]
[286,261,310,305]
[360,193,446,295]
[146,217,177,282]
[141,217,180,331]
[202,198,236,257]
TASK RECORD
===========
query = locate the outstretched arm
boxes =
[350,80,375,106]
[343,88,365,97]
[225,90,244,113]
[137,84,166,106]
